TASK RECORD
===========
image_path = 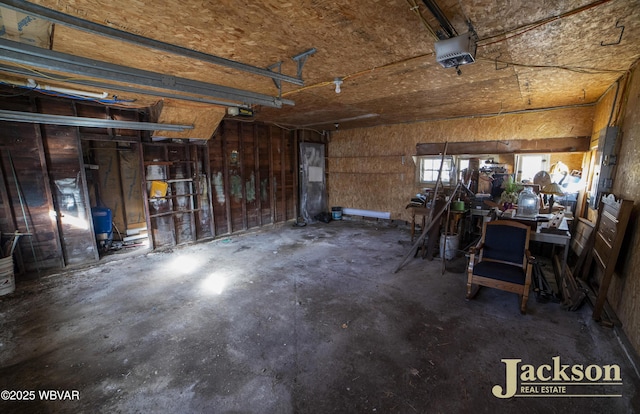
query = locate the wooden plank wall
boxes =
[0,93,64,272]
[0,87,301,272]
[0,112,64,272]
[38,99,97,266]
[191,144,214,241]
[79,110,145,237]
[209,120,297,236]
[0,85,148,273]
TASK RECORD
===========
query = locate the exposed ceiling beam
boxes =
[0,0,305,86]
[416,137,591,155]
[0,38,295,108]
[0,109,193,131]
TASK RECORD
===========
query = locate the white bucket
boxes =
[439,233,459,260]
[0,256,15,296]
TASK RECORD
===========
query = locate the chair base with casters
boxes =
[466,220,535,314]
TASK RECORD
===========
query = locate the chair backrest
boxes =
[481,220,530,266]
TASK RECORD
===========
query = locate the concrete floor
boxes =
[0,219,638,413]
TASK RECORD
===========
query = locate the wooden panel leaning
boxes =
[582,194,633,322]
[559,218,595,311]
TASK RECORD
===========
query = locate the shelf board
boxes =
[145,178,193,183]
[149,193,198,201]
[149,208,202,218]
[144,161,174,166]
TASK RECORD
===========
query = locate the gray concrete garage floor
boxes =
[1,219,639,413]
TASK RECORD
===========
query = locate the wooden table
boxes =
[447,209,468,236]
[408,204,444,260]
[532,219,571,276]
[408,206,430,243]
[499,214,572,276]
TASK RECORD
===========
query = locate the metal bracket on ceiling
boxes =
[494,54,509,71]
[267,61,283,97]
[600,20,624,46]
[292,48,317,79]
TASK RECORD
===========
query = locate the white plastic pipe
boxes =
[27,79,108,99]
[341,208,391,219]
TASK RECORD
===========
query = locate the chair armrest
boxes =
[469,241,484,255]
[525,249,536,264]
[468,241,484,273]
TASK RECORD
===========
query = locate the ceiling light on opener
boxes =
[333,78,343,93]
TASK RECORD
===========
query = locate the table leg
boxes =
[411,211,416,243]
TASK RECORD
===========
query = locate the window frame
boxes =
[515,153,550,183]
[415,155,457,187]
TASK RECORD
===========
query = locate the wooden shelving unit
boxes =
[142,142,214,248]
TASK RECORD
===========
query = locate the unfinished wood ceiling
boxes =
[1,0,640,133]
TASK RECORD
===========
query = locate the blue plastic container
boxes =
[91,207,113,241]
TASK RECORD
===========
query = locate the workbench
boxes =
[532,218,571,277]
[499,214,571,277]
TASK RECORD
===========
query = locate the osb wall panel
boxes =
[412,107,594,142]
[549,152,585,172]
[608,62,640,356]
[328,106,595,221]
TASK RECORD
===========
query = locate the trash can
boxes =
[331,206,343,220]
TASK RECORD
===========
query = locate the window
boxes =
[515,154,550,183]
[416,155,456,186]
